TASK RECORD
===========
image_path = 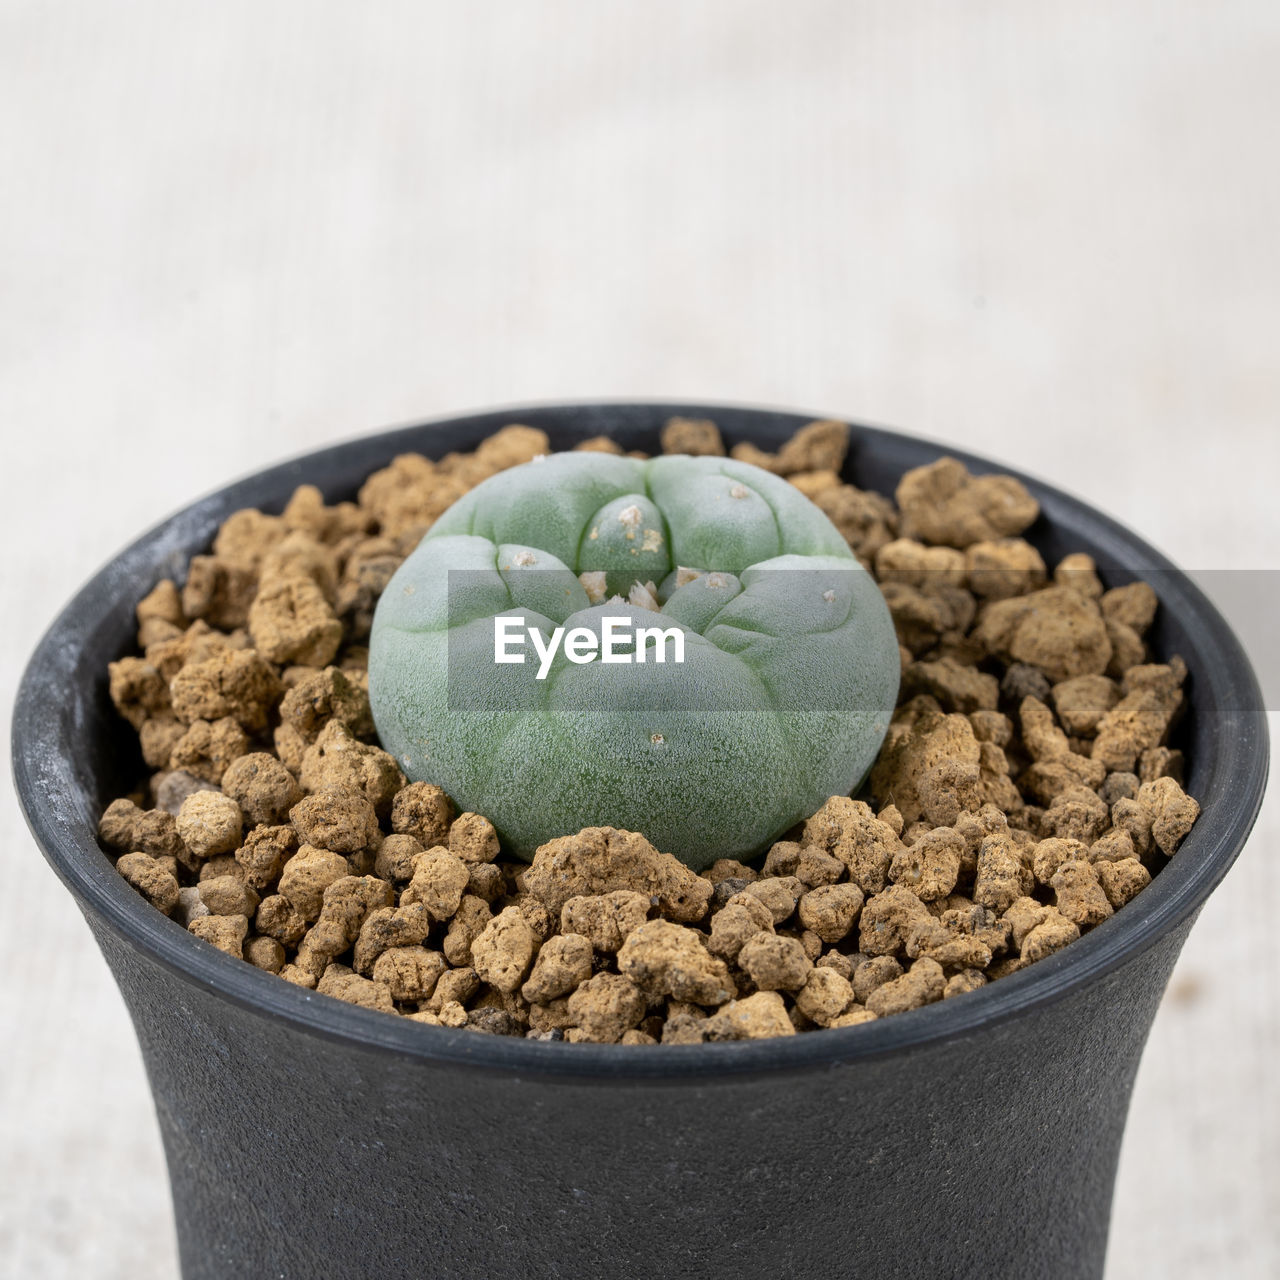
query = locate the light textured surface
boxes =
[2,3,1277,1276]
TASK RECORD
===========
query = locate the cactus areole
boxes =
[368,453,900,870]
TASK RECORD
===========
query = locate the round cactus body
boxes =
[369,453,900,869]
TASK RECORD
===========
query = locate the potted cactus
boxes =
[12,403,1269,1280]
[371,452,900,865]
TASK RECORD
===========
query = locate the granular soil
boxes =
[99,418,1199,1042]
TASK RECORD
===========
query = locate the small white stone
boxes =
[176,886,209,927]
[729,484,749,499]
[822,589,836,603]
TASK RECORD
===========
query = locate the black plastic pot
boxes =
[13,403,1269,1280]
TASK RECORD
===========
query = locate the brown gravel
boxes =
[99,417,1200,1043]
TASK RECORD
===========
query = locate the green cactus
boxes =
[369,453,900,870]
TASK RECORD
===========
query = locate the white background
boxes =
[2,3,1277,1276]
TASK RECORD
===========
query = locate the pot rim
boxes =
[12,399,1271,1082]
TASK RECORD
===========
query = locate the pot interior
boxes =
[14,401,1270,1075]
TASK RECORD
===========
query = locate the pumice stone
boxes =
[369,453,900,869]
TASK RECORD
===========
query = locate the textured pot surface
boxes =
[14,403,1270,1280]
[96,912,1191,1280]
